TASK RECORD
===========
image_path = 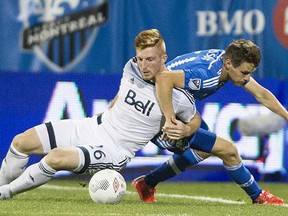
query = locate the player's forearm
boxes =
[272,105,288,121]
[246,79,288,121]
[155,74,175,120]
[185,113,201,136]
[257,90,288,121]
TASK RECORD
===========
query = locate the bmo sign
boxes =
[273,0,288,48]
[196,10,265,36]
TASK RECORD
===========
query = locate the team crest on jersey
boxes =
[18,0,108,72]
[188,79,201,90]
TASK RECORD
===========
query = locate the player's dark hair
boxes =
[134,29,166,54]
[223,39,261,68]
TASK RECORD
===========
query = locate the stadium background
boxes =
[0,0,287,182]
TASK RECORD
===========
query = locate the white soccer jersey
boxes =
[35,58,197,172]
[101,58,196,157]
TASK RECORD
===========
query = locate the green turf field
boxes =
[0,179,287,216]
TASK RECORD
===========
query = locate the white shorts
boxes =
[34,115,130,173]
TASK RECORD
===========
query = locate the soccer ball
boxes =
[88,169,126,204]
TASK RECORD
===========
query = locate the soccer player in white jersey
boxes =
[0,29,201,199]
[132,33,287,205]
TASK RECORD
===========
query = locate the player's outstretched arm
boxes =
[155,70,186,128]
[243,77,288,121]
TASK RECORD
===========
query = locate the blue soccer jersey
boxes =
[166,49,227,100]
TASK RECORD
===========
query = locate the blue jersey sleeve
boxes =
[166,49,225,100]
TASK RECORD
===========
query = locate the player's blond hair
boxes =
[223,39,261,68]
[134,29,166,54]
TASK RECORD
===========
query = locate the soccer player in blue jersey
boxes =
[132,34,287,205]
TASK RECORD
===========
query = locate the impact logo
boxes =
[188,79,201,90]
[18,0,108,72]
[273,0,288,48]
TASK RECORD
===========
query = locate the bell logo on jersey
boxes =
[124,89,155,116]
[188,79,201,90]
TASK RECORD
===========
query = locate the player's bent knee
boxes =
[223,143,241,164]
[12,133,31,154]
[45,148,79,171]
[12,128,43,155]
[212,138,241,165]
[45,149,65,170]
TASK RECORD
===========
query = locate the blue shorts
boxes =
[188,118,216,153]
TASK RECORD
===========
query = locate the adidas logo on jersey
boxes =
[188,79,201,90]
[129,77,135,84]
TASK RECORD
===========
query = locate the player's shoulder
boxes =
[201,49,225,62]
[202,49,224,54]
[166,49,224,70]
[123,57,141,78]
[172,87,195,105]
[123,57,137,70]
[173,49,224,59]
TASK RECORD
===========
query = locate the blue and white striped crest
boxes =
[18,0,108,72]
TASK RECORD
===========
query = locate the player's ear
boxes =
[162,54,168,64]
[224,58,233,70]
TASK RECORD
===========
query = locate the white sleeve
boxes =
[173,88,196,123]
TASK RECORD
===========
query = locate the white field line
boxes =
[155,192,245,204]
[40,185,288,207]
